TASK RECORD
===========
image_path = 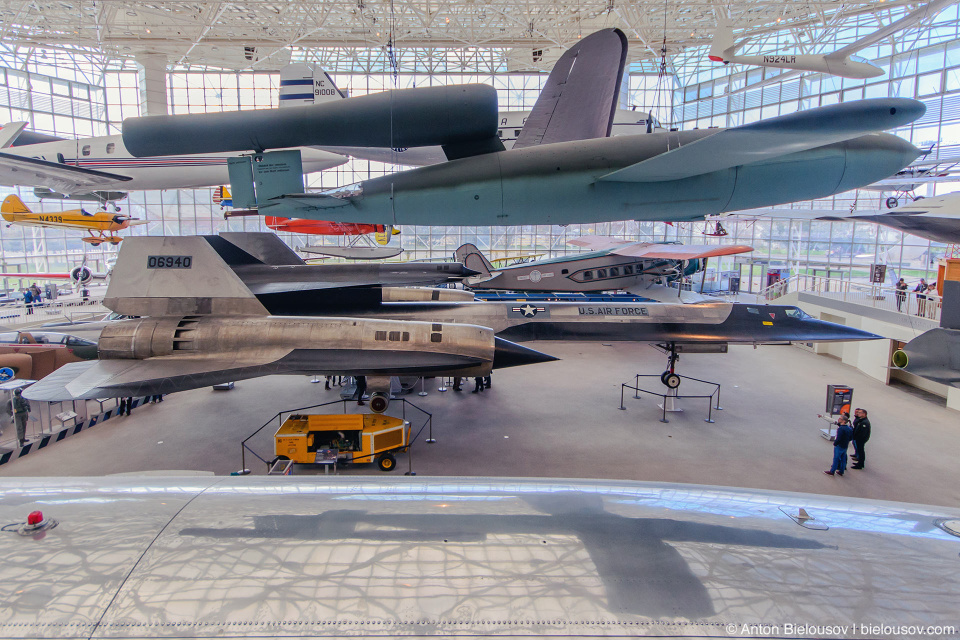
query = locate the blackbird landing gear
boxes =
[660,343,681,389]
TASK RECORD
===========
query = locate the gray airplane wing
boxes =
[513,28,627,149]
[598,98,925,183]
[0,150,132,194]
[23,353,293,401]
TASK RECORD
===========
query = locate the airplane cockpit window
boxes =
[785,308,810,319]
[106,143,115,154]
[80,209,93,216]
[81,145,91,156]
[66,336,96,347]
[326,182,363,199]
[0,332,18,343]
[850,55,869,64]
[746,307,760,314]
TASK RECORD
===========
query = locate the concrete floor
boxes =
[2,342,958,508]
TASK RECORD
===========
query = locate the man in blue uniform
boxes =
[825,415,853,476]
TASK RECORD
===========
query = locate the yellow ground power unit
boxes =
[275,413,410,471]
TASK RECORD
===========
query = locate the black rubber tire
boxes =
[377,452,397,472]
[664,373,682,389]
[660,371,670,386]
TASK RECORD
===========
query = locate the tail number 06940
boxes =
[147,255,193,269]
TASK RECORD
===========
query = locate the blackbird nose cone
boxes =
[493,337,559,369]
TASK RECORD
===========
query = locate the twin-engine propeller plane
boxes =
[1,194,146,245]
[455,237,753,301]
[23,233,880,404]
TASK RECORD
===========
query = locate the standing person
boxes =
[23,288,33,314]
[825,415,853,476]
[483,374,491,389]
[472,376,485,393]
[354,375,367,406]
[895,278,908,311]
[116,397,128,416]
[452,377,462,392]
[851,408,871,470]
[12,388,29,447]
[914,279,928,316]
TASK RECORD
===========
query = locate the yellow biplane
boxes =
[1,194,146,246]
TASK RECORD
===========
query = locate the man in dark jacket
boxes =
[13,388,30,447]
[825,415,853,476]
[851,408,871,470]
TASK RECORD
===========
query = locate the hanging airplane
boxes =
[0,113,346,211]
[812,192,960,245]
[217,186,400,252]
[708,18,884,79]
[278,61,665,167]
[125,29,925,228]
[1,194,146,245]
[706,0,956,91]
[0,264,109,287]
[859,145,960,209]
[455,238,753,299]
[23,232,880,403]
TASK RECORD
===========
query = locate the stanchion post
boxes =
[619,384,626,410]
[418,377,428,397]
[425,415,436,444]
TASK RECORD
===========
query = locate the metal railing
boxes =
[756,275,942,322]
[0,297,107,327]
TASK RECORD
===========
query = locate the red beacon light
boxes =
[27,511,43,526]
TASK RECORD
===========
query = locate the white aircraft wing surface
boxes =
[0,151,132,193]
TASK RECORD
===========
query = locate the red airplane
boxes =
[217,187,398,245]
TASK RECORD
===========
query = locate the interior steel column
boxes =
[136,52,169,117]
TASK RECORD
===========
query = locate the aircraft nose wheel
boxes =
[661,372,681,389]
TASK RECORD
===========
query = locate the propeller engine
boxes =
[70,265,93,286]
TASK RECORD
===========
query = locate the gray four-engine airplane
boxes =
[24,233,880,403]
[455,237,753,300]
